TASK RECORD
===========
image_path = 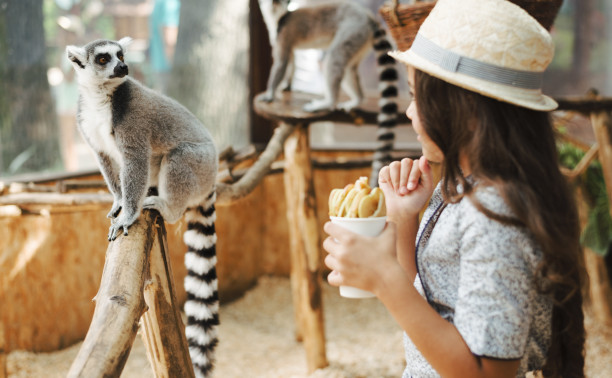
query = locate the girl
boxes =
[322,0,585,376]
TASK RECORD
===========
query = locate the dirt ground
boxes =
[6,276,612,377]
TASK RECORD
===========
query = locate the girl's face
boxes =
[407,67,444,163]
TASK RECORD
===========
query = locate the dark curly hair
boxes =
[414,69,586,377]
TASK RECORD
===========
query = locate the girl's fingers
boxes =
[407,159,422,191]
[378,165,390,185]
[418,157,433,191]
[388,160,401,193]
[327,270,342,286]
[399,158,413,195]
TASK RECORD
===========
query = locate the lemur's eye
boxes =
[96,54,111,65]
[118,54,124,62]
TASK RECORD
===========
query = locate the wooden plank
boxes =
[67,210,157,378]
[283,123,328,372]
[140,216,195,378]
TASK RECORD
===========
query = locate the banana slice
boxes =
[337,187,359,217]
[347,188,369,217]
[371,188,387,217]
[329,184,353,216]
[328,178,386,218]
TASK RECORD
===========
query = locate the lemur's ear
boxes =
[117,37,133,50]
[66,45,86,69]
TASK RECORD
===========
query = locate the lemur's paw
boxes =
[261,92,275,103]
[107,202,122,219]
[303,100,333,113]
[338,100,361,112]
[108,214,137,241]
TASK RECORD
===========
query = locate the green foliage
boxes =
[558,143,612,255]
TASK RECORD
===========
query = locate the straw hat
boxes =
[389,0,558,111]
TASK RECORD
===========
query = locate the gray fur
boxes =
[66,38,218,240]
[259,0,380,112]
[259,0,399,186]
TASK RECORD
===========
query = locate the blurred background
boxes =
[0,0,610,179]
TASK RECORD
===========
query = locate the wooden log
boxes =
[584,249,612,325]
[67,210,157,378]
[586,100,612,325]
[590,108,612,215]
[140,215,195,377]
[556,96,612,114]
[283,123,328,372]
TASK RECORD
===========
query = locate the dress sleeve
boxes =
[453,201,535,359]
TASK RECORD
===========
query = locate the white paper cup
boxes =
[329,216,387,299]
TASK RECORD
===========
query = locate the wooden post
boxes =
[590,108,612,215]
[586,105,612,324]
[68,210,194,377]
[283,123,328,372]
[140,216,195,377]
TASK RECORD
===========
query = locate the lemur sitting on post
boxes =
[66,38,218,377]
[258,0,399,185]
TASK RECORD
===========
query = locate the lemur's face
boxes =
[66,37,132,86]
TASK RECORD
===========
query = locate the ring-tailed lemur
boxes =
[66,38,218,377]
[258,0,399,186]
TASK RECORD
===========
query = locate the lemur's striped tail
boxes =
[183,190,219,378]
[371,26,399,187]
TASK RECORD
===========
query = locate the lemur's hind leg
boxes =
[143,143,214,223]
[302,52,344,112]
[281,55,295,92]
[303,27,371,113]
[338,65,364,111]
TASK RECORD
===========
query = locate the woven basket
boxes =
[379,0,563,52]
[379,1,435,52]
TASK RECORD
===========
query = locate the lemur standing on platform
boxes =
[258,0,399,185]
[66,38,219,377]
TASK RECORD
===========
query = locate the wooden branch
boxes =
[68,210,158,378]
[556,96,612,114]
[216,122,294,204]
[140,215,195,377]
[565,143,599,182]
[0,192,113,206]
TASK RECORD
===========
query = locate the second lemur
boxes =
[66,38,218,377]
[259,0,399,185]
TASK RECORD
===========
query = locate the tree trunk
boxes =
[0,0,61,176]
[168,0,250,150]
[571,0,594,92]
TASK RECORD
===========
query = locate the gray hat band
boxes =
[411,33,543,90]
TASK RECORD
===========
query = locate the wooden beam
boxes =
[556,96,612,114]
[67,210,157,378]
[283,123,328,372]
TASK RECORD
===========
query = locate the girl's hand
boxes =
[379,156,434,223]
[323,221,401,295]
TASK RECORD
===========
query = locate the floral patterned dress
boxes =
[402,181,552,377]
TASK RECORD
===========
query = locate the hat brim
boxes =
[390,50,558,112]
